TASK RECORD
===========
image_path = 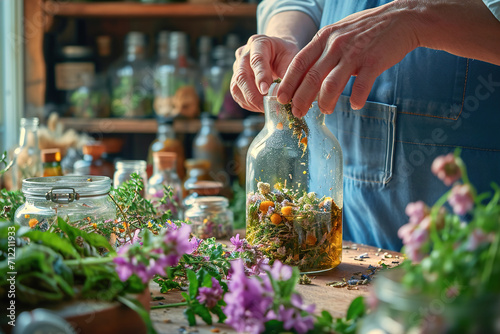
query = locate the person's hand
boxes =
[276,1,420,117]
[230,35,301,113]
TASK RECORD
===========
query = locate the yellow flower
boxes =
[24,214,30,219]
[28,218,38,228]
[92,223,97,230]
[259,201,275,213]
[148,221,153,228]
[281,206,294,220]
[270,213,282,225]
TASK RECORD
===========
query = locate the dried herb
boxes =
[246,181,342,273]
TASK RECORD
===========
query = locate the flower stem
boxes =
[64,257,113,267]
[150,302,188,309]
[429,190,450,248]
[481,231,500,288]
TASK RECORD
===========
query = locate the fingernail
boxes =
[260,82,269,95]
[292,106,303,118]
[277,93,290,104]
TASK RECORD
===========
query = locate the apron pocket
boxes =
[327,95,397,185]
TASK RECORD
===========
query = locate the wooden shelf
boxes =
[59,117,244,134]
[43,1,258,18]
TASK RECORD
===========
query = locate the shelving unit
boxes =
[42,1,258,18]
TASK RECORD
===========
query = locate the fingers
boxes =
[317,60,353,114]
[350,68,377,110]
[248,36,274,95]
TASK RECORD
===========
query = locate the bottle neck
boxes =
[19,125,39,148]
[126,45,145,62]
[263,98,324,132]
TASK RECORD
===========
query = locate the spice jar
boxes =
[114,160,148,197]
[14,176,115,228]
[183,159,212,197]
[246,86,343,274]
[183,180,223,209]
[41,148,63,177]
[185,196,233,239]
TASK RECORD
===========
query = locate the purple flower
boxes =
[466,228,494,251]
[197,277,223,308]
[431,153,462,186]
[448,184,474,216]
[230,234,245,252]
[223,259,273,334]
[164,223,193,258]
[398,216,431,263]
[189,237,203,254]
[264,260,293,281]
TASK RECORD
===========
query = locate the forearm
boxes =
[264,11,318,49]
[411,0,500,65]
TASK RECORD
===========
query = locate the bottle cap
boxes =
[41,148,62,163]
[82,142,105,158]
[153,152,177,169]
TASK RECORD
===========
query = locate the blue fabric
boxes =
[258,0,500,251]
[483,0,500,21]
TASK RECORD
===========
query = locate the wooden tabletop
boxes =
[149,240,403,333]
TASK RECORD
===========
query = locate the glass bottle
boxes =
[147,152,183,220]
[153,31,199,119]
[184,196,233,239]
[147,119,185,179]
[15,175,115,228]
[234,116,264,186]
[41,148,63,177]
[9,117,43,190]
[110,31,153,118]
[197,35,212,113]
[183,180,223,209]
[73,142,114,178]
[204,45,232,118]
[113,160,148,196]
[245,90,343,274]
[193,113,225,178]
[183,159,212,197]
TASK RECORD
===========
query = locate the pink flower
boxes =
[448,184,474,215]
[466,228,494,251]
[431,153,461,186]
[197,277,223,308]
[398,216,431,263]
[405,201,430,225]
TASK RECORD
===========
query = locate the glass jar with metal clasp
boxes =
[14,176,116,229]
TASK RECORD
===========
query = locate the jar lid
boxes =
[22,176,112,202]
[192,196,228,208]
[185,181,223,195]
[60,46,93,59]
[153,152,177,169]
[41,148,62,163]
[115,160,147,171]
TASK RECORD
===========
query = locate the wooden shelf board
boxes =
[59,117,244,134]
[43,1,257,18]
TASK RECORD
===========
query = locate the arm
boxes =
[276,0,500,117]
[230,6,318,112]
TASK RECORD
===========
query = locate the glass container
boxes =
[245,92,343,274]
[192,113,226,179]
[234,116,264,186]
[147,152,183,220]
[9,117,43,190]
[153,31,198,119]
[147,119,185,179]
[113,160,148,196]
[73,142,114,178]
[42,148,63,177]
[110,31,153,118]
[184,196,233,239]
[183,158,213,197]
[183,180,223,209]
[14,176,115,228]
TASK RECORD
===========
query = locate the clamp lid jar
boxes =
[15,175,116,229]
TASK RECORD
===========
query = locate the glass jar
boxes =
[183,158,212,197]
[185,196,233,239]
[8,117,43,190]
[245,91,343,274]
[113,160,148,195]
[234,116,264,186]
[14,176,115,228]
[110,32,153,118]
[147,152,183,220]
[183,180,223,209]
[73,142,114,178]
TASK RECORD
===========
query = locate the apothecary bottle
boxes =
[234,116,264,186]
[113,160,148,196]
[9,117,43,190]
[185,196,233,239]
[192,113,225,179]
[15,176,116,228]
[245,92,343,274]
[147,119,185,179]
[110,31,153,118]
[147,152,183,220]
[41,148,63,177]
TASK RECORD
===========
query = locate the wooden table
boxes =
[149,240,403,333]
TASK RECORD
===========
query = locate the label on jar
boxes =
[55,62,95,90]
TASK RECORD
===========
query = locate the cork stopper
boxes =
[184,159,211,170]
[41,148,62,163]
[83,142,105,158]
[153,151,177,169]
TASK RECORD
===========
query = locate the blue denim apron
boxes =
[321,1,500,250]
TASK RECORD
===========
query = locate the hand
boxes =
[276,1,420,116]
[230,34,300,113]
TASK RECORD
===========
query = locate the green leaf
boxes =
[184,307,197,327]
[117,296,157,334]
[345,296,365,321]
[211,305,227,323]
[181,291,191,303]
[281,267,300,299]
[22,230,80,258]
[187,269,198,299]
[193,302,213,325]
[57,218,114,254]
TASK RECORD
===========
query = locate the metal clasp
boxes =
[45,187,80,204]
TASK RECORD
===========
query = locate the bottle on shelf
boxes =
[147,152,183,220]
[67,72,110,118]
[153,31,199,119]
[113,160,148,196]
[197,35,212,113]
[8,117,43,190]
[110,31,153,118]
[147,119,186,180]
[193,113,226,177]
[73,142,114,178]
[41,148,63,177]
[234,115,265,186]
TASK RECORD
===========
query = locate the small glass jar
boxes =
[184,196,233,239]
[113,160,148,195]
[41,148,63,177]
[14,176,115,228]
[183,180,223,209]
